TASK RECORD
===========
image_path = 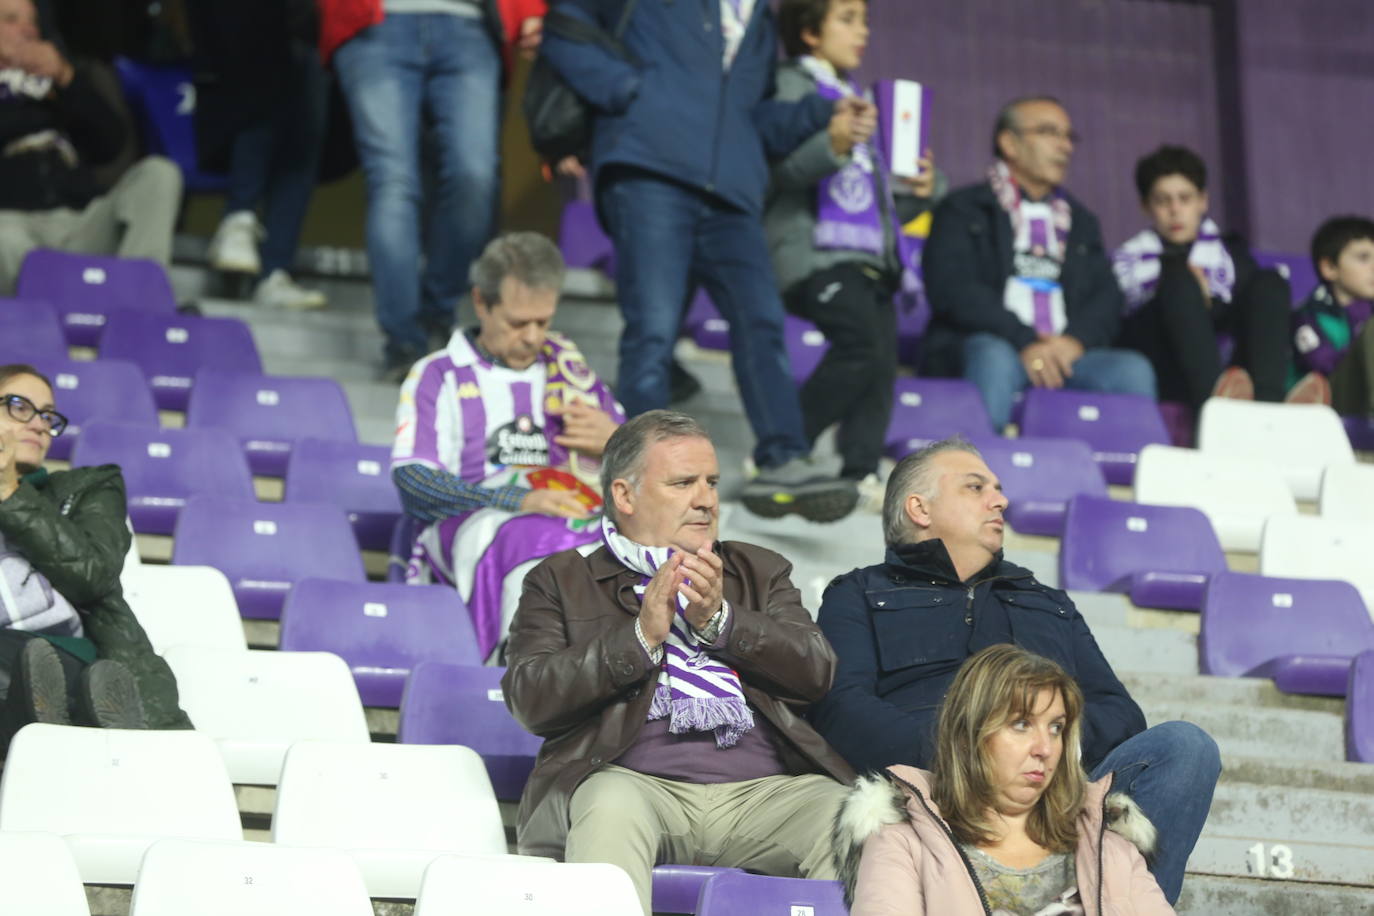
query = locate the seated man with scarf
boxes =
[921,95,1156,429]
[502,410,854,916]
[1112,144,1309,410]
[390,232,624,663]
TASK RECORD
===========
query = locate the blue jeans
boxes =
[597,170,809,468]
[962,332,1157,428]
[334,13,500,362]
[1089,721,1220,904]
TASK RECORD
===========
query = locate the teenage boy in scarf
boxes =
[1112,145,1312,410]
[502,410,854,916]
[922,96,1156,430]
[1290,215,1374,417]
[765,0,946,511]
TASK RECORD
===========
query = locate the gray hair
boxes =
[991,95,1065,159]
[469,232,566,305]
[600,410,711,523]
[882,436,983,546]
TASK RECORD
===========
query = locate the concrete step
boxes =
[1217,756,1374,795]
[1141,701,1346,763]
[1121,673,1345,715]
[1175,873,1374,915]
[1095,625,1199,677]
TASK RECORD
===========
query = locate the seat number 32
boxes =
[1246,842,1294,879]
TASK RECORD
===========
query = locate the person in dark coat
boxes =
[810,437,1218,904]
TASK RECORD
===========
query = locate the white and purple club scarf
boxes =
[1113,218,1236,313]
[601,519,754,748]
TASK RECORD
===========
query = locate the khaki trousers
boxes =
[565,765,847,915]
[0,155,182,292]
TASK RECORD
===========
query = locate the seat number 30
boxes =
[1246,842,1294,879]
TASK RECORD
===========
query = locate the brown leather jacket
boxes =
[502,540,857,859]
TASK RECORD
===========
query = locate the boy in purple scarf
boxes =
[1290,216,1374,416]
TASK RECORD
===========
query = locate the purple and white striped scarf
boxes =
[1112,218,1236,313]
[601,520,754,748]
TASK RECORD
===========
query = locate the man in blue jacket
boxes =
[811,437,1219,904]
[540,0,861,522]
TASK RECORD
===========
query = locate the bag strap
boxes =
[544,0,641,51]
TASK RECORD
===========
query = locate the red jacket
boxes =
[316,0,545,73]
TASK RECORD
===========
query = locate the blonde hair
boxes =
[931,644,1086,852]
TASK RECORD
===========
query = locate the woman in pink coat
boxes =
[833,645,1175,915]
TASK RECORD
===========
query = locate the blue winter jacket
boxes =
[811,539,1146,774]
[539,0,833,216]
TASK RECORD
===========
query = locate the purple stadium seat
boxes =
[557,200,613,273]
[681,288,722,337]
[1200,571,1374,696]
[692,315,732,352]
[186,370,356,476]
[279,578,481,707]
[70,422,254,534]
[0,297,68,364]
[976,436,1106,536]
[284,438,402,551]
[652,866,745,915]
[172,497,366,620]
[15,248,178,347]
[35,358,159,462]
[695,872,847,916]
[113,57,229,193]
[883,378,997,460]
[1156,401,1196,448]
[1018,389,1170,485]
[1344,416,1374,451]
[784,315,828,385]
[1253,249,1318,301]
[1060,496,1227,610]
[396,662,540,801]
[99,311,262,411]
[1348,650,1374,762]
[387,514,422,583]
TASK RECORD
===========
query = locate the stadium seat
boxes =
[129,839,371,916]
[0,831,91,915]
[71,423,255,535]
[113,58,229,193]
[99,311,262,411]
[1253,249,1319,300]
[696,872,848,916]
[121,564,247,653]
[1134,444,1296,552]
[652,865,746,915]
[396,662,539,801]
[1155,400,1195,447]
[186,371,356,477]
[279,579,481,707]
[283,438,402,551]
[171,497,367,619]
[1348,650,1374,763]
[1344,415,1374,451]
[1259,515,1374,615]
[162,647,370,785]
[272,741,512,898]
[1059,495,1226,610]
[387,514,422,583]
[1018,388,1170,485]
[784,315,828,385]
[883,378,996,460]
[1200,571,1374,695]
[0,724,241,884]
[977,436,1107,536]
[681,288,722,338]
[33,358,159,462]
[15,248,177,347]
[413,858,639,916]
[557,200,613,273]
[0,297,68,365]
[1319,463,1374,520]
[1197,399,1355,501]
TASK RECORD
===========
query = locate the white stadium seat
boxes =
[1260,515,1374,619]
[1319,463,1374,520]
[122,565,247,653]
[0,831,92,915]
[1198,399,1355,500]
[162,647,370,785]
[414,858,641,916]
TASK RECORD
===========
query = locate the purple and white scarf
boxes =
[989,159,1072,253]
[720,0,756,70]
[799,56,887,257]
[601,519,753,748]
[989,161,1073,335]
[1112,218,1236,313]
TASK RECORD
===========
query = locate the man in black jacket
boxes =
[0,0,181,291]
[921,96,1155,428]
[811,437,1218,903]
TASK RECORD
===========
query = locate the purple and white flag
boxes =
[873,78,929,180]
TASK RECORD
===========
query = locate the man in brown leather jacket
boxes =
[502,410,855,914]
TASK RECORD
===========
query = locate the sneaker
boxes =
[855,472,886,514]
[207,210,263,275]
[1211,366,1254,401]
[15,639,72,726]
[254,269,327,310]
[77,660,146,730]
[740,456,859,523]
[378,347,423,384]
[1284,371,1332,405]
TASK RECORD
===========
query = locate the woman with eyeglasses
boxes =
[0,363,191,755]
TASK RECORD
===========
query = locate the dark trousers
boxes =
[785,263,897,479]
[1331,319,1374,416]
[1120,257,1290,409]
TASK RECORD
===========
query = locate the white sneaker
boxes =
[254,269,327,310]
[207,210,263,274]
[856,472,886,514]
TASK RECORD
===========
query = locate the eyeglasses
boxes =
[1016,124,1080,144]
[3,393,69,437]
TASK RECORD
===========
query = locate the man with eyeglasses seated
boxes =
[0,363,192,757]
[920,96,1156,430]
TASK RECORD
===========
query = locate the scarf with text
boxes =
[989,160,1073,335]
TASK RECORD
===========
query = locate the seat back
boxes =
[883,378,996,460]
[0,297,68,364]
[99,311,262,411]
[1019,388,1170,485]
[172,497,367,619]
[1198,399,1355,501]
[15,249,177,347]
[397,662,541,801]
[1259,515,1374,614]
[186,371,357,477]
[696,872,849,916]
[414,858,640,916]
[1060,495,1226,594]
[121,564,247,653]
[784,315,829,385]
[279,578,481,707]
[1320,463,1374,520]
[284,438,401,551]
[977,436,1107,536]
[1135,444,1296,552]
[0,831,91,915]
[36,358,159,462]
[113,57,228,193]
[1348,650,1374,762]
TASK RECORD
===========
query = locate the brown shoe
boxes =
[1211,366,1254,400]
[1284,371,1332,405]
